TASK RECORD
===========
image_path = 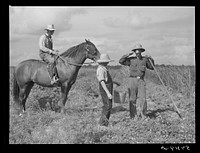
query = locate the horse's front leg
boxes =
[60,84,72,114]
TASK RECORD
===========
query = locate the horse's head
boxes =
[84,39,100,62]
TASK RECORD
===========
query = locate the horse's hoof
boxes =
[19,113,23,117]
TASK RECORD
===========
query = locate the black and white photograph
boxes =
[9,6,195,145]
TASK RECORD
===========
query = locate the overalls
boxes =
[97,65,113,126]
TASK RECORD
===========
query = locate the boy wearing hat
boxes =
[39,24,59,85]
[96,53,114,127]
[119,44,155,121]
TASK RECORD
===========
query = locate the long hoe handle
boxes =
[148,59,182,119]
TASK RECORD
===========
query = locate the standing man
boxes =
[96,53,114,127]
[39,24,59,85]
[119,44,155,120]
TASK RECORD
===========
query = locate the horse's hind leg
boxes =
[19,82,34,114]
[17,87,26,115]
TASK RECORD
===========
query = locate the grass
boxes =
[9,65,195,144]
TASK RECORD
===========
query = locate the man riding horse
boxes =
[13,37,100,115]
[39,24,59,84]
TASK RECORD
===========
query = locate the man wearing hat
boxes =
[39,24,59,85]
[96,53,114,127]
[119,44,155,120]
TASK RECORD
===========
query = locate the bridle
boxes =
[85,44,90,59]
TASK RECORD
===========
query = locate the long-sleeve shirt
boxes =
[119,54,155,78]
[39,33,53,53]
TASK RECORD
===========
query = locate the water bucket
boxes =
[119,92,126,103]
[114,90,126,103]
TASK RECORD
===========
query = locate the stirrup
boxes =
[50,76,59,84]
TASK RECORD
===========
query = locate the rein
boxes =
[57,55,95,67]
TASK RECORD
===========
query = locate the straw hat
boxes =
[97,53,114,63]
[131,44,145,52]
[45,24,56,31]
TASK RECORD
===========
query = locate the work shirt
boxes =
[96,65,112,84]
[39,33,53,53]
[119,55,155,78]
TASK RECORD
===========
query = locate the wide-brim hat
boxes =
[45,24,56,31]
[131,44,145,52]
[97,53,114,63]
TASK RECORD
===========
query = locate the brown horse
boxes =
[13,39,100,115]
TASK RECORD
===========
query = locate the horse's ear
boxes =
[85,39,91,43]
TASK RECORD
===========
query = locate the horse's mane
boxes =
[60,42,86,58]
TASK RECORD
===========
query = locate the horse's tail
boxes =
[13,71,20,102]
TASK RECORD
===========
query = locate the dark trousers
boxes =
[99,82,113,126]
[128,77,147,119]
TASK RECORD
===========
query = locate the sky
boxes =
[9,6,195,66]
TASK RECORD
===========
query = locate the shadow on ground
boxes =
[111,106,128,114]
[146,107,175,118]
